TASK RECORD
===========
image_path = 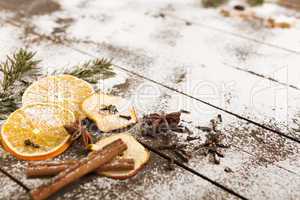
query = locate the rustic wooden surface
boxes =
[0,0,300,199]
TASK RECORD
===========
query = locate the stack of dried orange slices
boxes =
[1,75,94,160]
[1,74,149,179]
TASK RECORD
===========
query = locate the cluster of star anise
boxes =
[141,112,182,137]
[64,119,93,148]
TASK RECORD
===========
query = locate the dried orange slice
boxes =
[22,75,94,119]
[1,103,75,160]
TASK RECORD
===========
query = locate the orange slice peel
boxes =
[1,103,76,160]
[22,75,94,120]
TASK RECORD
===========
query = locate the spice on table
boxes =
[141,111,181,137]
[185,21,192,26]
[24,139,40,148]
[196,131,229,164]
[180,109,190,114]
[99,104,118,114]
[26,158,135,178]
[165,158,175,171]
[174,150,189,163]
[181,119,192,124]
[194,115,229,164]
[97,158,134,171]
[64,119,93,148]
[184,127,193,135]
[30,139,127,200]
[119,115,132,120]
[156,143,187,150]
[217,114,222,122]
[233,5,245,11]
[27,160,77,178]
[186,136,201,142]
[171,127,187,133]
[156,142,191,165]
[153,12,165,18]
[224,167,233,173]
[141,111,194,166]
[195,126,212,132]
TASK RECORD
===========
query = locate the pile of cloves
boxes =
[141,111,193,170]
[141,111,193,137]
[156,143,191,171]
[141,111,230,169]
[194,114,230,164]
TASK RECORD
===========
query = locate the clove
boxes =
[186,136,201,142]
[24,139,40,148]
[224,167,233,173]
[165,158,175,171]
[99,104,118,114]
[195,126,212,132]
[174,150,189,163]
[180,109,190,114]
[119,115,131,120]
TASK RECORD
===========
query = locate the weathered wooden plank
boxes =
[25,43,300,200]
[0,0,300,199]
[48,0,300,91]
[0,148,239,200]
[56,17,300,139]
[0,30,245,200]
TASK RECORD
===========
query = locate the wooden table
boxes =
[0,0,299,199]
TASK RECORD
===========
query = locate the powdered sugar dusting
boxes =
[0,0,300,199]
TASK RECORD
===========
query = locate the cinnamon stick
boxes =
[27,158,135,177]
[27,164,70,178]
[97,158,134,171]
[27,160,78,177]
[30,139,127,200]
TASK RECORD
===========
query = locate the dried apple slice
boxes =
[90,133,150,179]
[81,93,137,132]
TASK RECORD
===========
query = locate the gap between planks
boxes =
[2,11,300,180]
[68,44,300,176]
[0,4,298,198]
[163,13,300,55]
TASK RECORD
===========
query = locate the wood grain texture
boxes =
[0,0,299,199]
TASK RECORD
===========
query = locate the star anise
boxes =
[141,112,181,137]
[64,119,93,148]
[199,133,229,164]
[195,114,229,164]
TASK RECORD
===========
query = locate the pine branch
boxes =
[0,81,33,120]
[53,58,115,83]
[0,49,40,120]
[0,94,18,120]
[0,49,40,92]
[0,51,114,120]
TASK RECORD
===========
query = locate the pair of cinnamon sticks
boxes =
[27,158,134,178]
[29,139,130,200]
